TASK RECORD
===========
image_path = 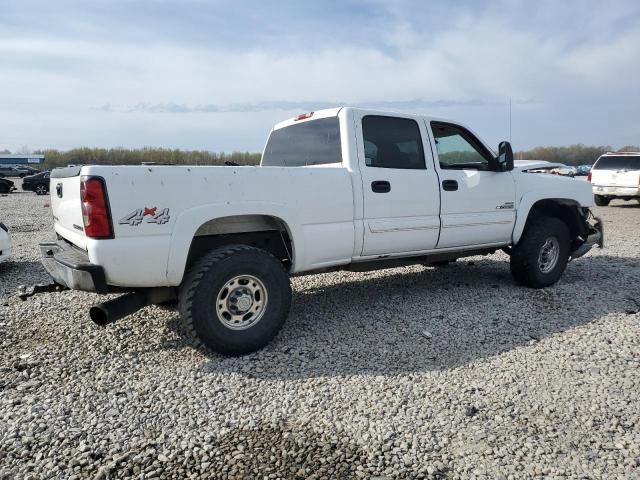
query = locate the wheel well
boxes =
[525,199,588,248]
[185,215,293,271]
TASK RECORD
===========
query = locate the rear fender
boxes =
[166,203,300,285]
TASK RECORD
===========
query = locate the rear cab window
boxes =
[593,156,640,171]
[261,117,342,167]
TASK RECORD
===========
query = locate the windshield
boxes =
[262,117,342,167]
[593,155,640,170]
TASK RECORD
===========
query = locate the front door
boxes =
[358,114,441,256]
[429,121,516,249]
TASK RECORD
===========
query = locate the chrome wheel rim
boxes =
[215,275,268,330]
[538,237,560,274]
[35,185,47,195]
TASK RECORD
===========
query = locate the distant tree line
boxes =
[514,144,639,165]
[3,144,638,170]
[34,148,261,171]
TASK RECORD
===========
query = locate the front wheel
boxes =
[179,245,292,356]
[510,216,570,288]
[594,195,610,206]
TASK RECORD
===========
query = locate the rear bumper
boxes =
[592,185,640,197]
[21,183,34,191]
[39,240,108,293]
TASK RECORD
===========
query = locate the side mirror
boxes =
[497,141,514,172]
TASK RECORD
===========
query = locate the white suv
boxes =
[590,152,640,206]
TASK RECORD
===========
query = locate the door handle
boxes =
[442,180,458,191]
[371,180,391,193]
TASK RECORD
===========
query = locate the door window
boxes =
[362,116,425,169]
[431,122,495,171]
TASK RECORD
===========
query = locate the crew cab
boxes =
[41,107,603,355]
[589,152,640,206]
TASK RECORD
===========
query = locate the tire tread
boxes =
[178,244,290,354]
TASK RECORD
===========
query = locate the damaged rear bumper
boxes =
[39,240,108,293]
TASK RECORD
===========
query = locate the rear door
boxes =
[356,113,441,256]
[428,121,516,248]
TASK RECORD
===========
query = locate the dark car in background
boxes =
[22,171,51,195]
[0,177,16,194]
[15,166,41,177]
[575,164,592,176]
[0,166,22,178]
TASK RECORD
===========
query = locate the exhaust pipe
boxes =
[89,288,176,326]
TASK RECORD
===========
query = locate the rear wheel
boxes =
[510,216,570,288]
[179,245,292,356]
[0,184,8,194]
[594,195,610,206]
[35,184,49,195]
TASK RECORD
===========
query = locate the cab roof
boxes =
[272,107,457,131]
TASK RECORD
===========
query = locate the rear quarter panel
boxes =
[83,165,355,287]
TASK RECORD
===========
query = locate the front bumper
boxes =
[571,215,604,260]
[39,240,108,293]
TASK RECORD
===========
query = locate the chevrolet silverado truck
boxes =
[41,107,603,355]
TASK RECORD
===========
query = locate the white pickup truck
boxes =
[41,107,603,355]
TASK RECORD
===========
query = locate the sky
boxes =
[1,0,639,153]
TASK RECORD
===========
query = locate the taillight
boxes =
[80,177,113,238]
[587,172,592,182]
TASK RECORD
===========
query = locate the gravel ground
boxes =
[1,180,639,479]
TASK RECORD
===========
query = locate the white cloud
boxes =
[0,0,639,151]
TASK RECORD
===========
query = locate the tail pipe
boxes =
[89,288,176,326]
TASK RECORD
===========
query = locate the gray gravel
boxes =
[1,180,640,479]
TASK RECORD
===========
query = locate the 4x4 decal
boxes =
[119,207,170,226]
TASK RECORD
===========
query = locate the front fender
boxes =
[511,173,593,244]
[512,195,590,244]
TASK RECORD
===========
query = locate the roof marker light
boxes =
[294,112,314,121]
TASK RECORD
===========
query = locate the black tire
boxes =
[179,244,292,356]
[0,183,8,194]
[510,216,570,288]
[34,184,49,195]
[594,195,610,206]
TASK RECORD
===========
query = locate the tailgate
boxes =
[50,167,87,249]
[592,169,640,187]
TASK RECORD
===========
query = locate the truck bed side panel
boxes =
[81,165,355,286]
